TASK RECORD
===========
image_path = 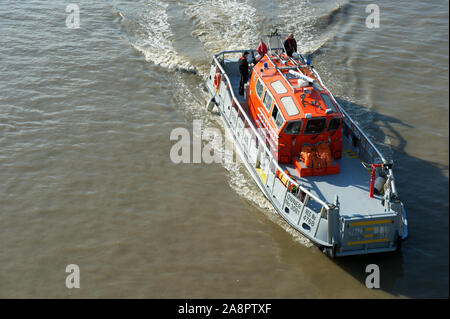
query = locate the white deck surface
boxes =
[281,138,385,217]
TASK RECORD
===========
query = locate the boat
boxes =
[204,32,408,257]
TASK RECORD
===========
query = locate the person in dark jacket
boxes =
[284,33,297,57]
[238,51,249,96]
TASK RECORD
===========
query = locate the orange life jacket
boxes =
[300,143,332,168]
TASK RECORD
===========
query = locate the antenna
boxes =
[264,29,288,57]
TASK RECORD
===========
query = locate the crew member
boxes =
[238,51,250,96]
[284,33,297,57]
[257,39,268,58]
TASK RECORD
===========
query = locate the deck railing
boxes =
[312,69,398,198]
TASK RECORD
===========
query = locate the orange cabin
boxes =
[247,53,343,177]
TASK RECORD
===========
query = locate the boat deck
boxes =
[280,137,384,217]
[223,59,385,218]
[222,59,248,106]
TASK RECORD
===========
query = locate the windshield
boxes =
[327,118,341,131]
[304,118,326,134]
[284,121,302,134]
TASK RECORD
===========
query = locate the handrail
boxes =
[312,69,386,163]
[213,50,330,210]
[311,68,398,197]
[217,48,284,58]
[268,54,296,94]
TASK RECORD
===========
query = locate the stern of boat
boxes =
[325,197,407,257]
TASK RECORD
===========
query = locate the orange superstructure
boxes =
[247,52,343,177]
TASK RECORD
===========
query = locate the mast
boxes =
[264,29,287,57]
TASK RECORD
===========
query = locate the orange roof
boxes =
[253,55,341,121]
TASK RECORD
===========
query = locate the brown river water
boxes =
[0,0,448,298]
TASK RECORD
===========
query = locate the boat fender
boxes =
[288,70,315,83]
[374,176,386,195]
[206,97,216,112]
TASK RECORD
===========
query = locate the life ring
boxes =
[213,72,221,91]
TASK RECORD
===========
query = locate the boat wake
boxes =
[115,0,198,73]
[170,75,314,247]
[182,0,264,55]
[114,0,357,247]
[273,0,352,57]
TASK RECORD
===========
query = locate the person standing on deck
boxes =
[238,51,250,96]
[257,39,268,59]
[284,33,297,57]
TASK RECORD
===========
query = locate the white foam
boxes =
[128,0,320,246]
[119,0,198,73]
[275,0,337,56]
[224,149,313,247]
[182,0,263,55]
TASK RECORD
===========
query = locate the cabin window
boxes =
[304,118,326,134]
[262,90,273,112]
[280,96,299,117]
[327,118,341,131]
[321,93,338,113]
[256,78,264,99]
[271,104,285,129]
[270,80,288,94]
[284,120,302,135]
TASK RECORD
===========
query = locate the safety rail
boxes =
[265,54,296,94]
[213,50,330,211]
[311,68,398,198]
[275,53,310,92]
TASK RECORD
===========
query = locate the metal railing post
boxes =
[297,194,309,225]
